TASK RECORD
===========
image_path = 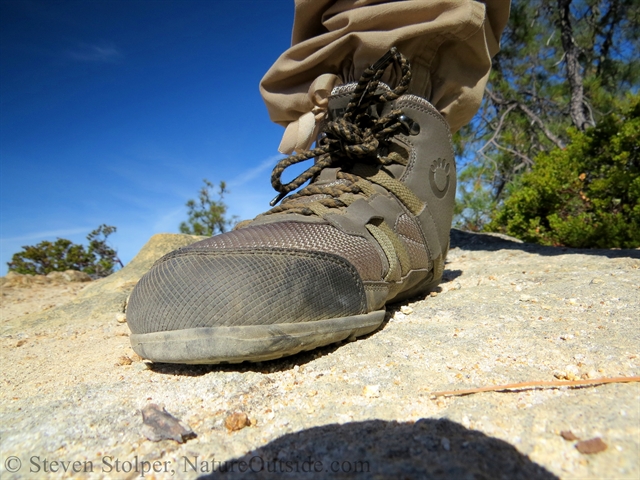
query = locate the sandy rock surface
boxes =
[1,231,638,479]
[1,271,91,320]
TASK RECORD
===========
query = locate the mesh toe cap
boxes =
[126,248,367,334]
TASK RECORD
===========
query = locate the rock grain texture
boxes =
[1,231,638,479]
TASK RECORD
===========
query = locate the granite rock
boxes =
[1,230,638,479]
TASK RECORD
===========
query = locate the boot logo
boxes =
[429,158,451,199]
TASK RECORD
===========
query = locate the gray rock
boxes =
[46,270,92,282]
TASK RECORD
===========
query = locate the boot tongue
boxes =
[326,83,357,121]
[326,82,392,121]
[316,167,340,184]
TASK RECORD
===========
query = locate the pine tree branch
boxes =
[485,88,566,149]
[595,0,623,79]
[490,140,533,167]
[516,103,566,149]
[478,103,518,155]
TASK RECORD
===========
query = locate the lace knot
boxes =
[323,117,379,160]
[267,47,412,213]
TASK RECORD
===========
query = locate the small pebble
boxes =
[560,430,579,441]
[141,404,196,443]
[363,385,380,398]
[450,282,462,291]
[116,355,132,366]
[115,313,127,324]
[441,437,451,451]
[576,437,607,454]
[400,306,413,315]
[134,362,150,371]
[565,364,580,380]
[225,412,250,432]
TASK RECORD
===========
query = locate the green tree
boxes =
[8,224,123,277]
[86,224,124,277]
[486,97,639,248]
[454,0,640,230]
[453,164,498,231]
[179,179,236,236]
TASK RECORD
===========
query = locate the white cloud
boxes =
[0,227,93,243]
[228,154,282,188]
[66,44,122,63]
[153,206,187,233]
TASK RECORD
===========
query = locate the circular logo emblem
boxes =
[429,158,451,199]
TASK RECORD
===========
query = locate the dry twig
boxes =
[430,376,640,399]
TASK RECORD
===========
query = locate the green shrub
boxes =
[8,225,123,277]
[179,179,236,236]
[486,97,640,248]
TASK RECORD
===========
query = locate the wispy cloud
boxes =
[153,206,187,233]
[228,154,282,188]
[0,227,94,243]
[65,43,122,63]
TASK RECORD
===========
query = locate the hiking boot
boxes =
[126,48,455,364]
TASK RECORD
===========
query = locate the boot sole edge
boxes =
[130,310,386,364]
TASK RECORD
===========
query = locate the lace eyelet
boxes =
[398,114,420,135]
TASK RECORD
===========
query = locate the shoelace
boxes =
[264,48,421,217]
[252,48,424,283]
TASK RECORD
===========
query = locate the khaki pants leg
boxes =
[261,0,510,153]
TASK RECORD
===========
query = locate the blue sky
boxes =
[1,0,294,275]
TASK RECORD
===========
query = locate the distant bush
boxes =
[486,97,640,248]
[180,179,236,236]
[8,225,123,277]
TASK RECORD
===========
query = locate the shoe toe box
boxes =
[126,248,367,334]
